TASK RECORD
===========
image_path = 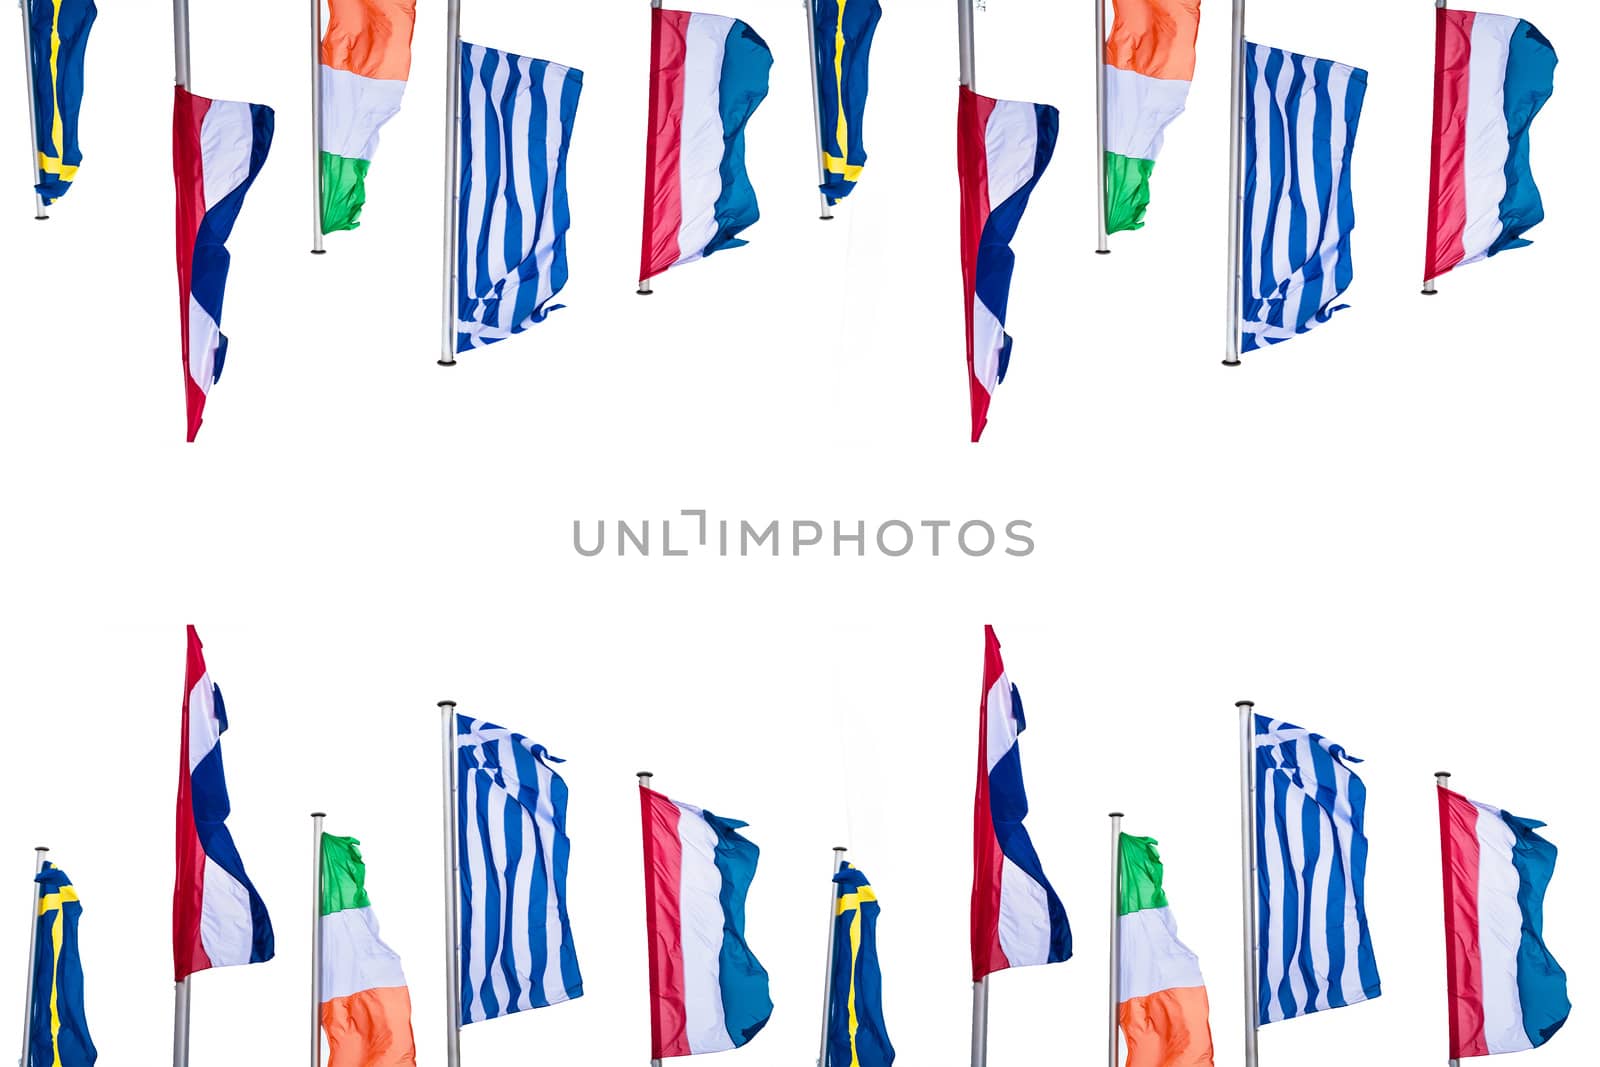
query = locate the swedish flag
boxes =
[28,0,98,204]
[30,864,97,1067]
[813,0,881,204]
[827,864,894,1067]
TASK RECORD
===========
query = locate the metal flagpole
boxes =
[310,812,326,1067]
[956,0,976,90]
[803,0,834,221]
[1436,770,1459,1067]
[17,0,47,218]
[639,0,663,296]
[19,846,48,1067]
[1093,0,1109,254]
[1107,813,1123,1067]
[1222,0,1246,366]
[172,979,192,1067]
[309,0,326,254]
[173,0,192,88]
[1422,0,1447,295]
[1237,701,1259,1067]
[815,846,848,1067]
[969,977,989,1067]
[639,771,663,1067]
[438,0,462,365]
[440,702,462,1067]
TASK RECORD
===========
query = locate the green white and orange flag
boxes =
[319,0,416,233]
[1103,0,1200,234]
[1116,833,1213,1067]
[320,833,416,1067]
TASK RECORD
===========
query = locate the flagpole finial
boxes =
[637,771,653,781]
[1236,700,1255,708]
[34,846,48,853]
[832,845,848,853]
[311,811,326,818]
[1108,812,1124,819]
[1435,771,1452,781]
[438,700,456,708]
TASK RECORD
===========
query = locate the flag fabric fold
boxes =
[455,44,583,352]
[971,625,1071,981]
[1116,834,1213,1067]
[1252,715,1380,1024]
[1423,10,1557,281]
[173,88,274,441]
[1438,786,1569,1058]
[28,0,97,204]
[1102,0,1200,234]
[639,784,772,1058]
[319,0,416,233]
[1239,44,1367,353]
[320,833,416,1067]
[173,625,274,981]
[827,863,894,1067]
[455,715,584,1023]
[813,0,882,204]
[29,863,97,1067]
[639,8,773,282]
[958,88,1058,443]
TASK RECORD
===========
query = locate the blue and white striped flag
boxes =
[456,715,583,1023]
[455,43,582,354]
[1253,714,1381,1024]
[1240,44,1368,353]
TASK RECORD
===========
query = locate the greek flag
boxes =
[456,715,583,1023]
[1253,714,1381,1024]
[455,44,582,353]
[1240,44,1368,353]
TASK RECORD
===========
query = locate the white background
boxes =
[2,0,1597,1064]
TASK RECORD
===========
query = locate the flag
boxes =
[639,8,772,283]
[319,0,416,233]
[827,863,894,1067]
[1116,834,1212,1067]
[28,0,97,204]
[1102,0,1200,233]
[173,88,274,442]
[320,833,416,1067]
[1252,715,1379,1024]
[813,0,882,204]
[174,625,274,981]
[639,784,772,1057]
[1438,786,1569,1058]
[1239,44,1367,353]
[971,625,1071,980]
[455,44,582,352]
[456,715,583,1022]
[958,88,1058,443]
[1423,10,1557,281]
[29,863,97,1067]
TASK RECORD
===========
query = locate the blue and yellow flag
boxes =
[827,864,894,1067]
[813,0,881,204]
[29,0,98,204]
[30,863,97,1067]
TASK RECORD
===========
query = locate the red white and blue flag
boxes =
[639,784,772,1058]
[638,8,772,286]
[958,88,1058,443]
[1424,10,1557,282]
[971,625,1071,981]
[173,626,273,982]
[173,87,273,442]
[1438,785,1569,1058]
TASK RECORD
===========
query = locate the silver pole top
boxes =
[1435,771,1452,781]
[637,771,654,781]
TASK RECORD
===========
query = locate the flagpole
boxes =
[638,771,663,1067]
[1237,701,1259,1067]
[1422,0,1447,296]
[438,0,462,365]
[639,0,662,296]
[815,846,848,1067]
[1222,0,1246,366]
[309,0,326,254]
[173,0,192,89]
[802,0,834,221]
[309,812,325,1067]
[17,0,47,218]
[969,977,989,1067]
[1436,770,1459,1067]
[1107,813,1122,1067]
[18,846,48,1067]
[439,701,462,1067]
[1093,0,1109,254]
[956,0,976,90]
[172,978,192,1067]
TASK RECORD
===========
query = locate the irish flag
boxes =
[1116,834,1213,1067]
[319,833,416,1067]
[319,0,416,233]
[1103,0,1200,234]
